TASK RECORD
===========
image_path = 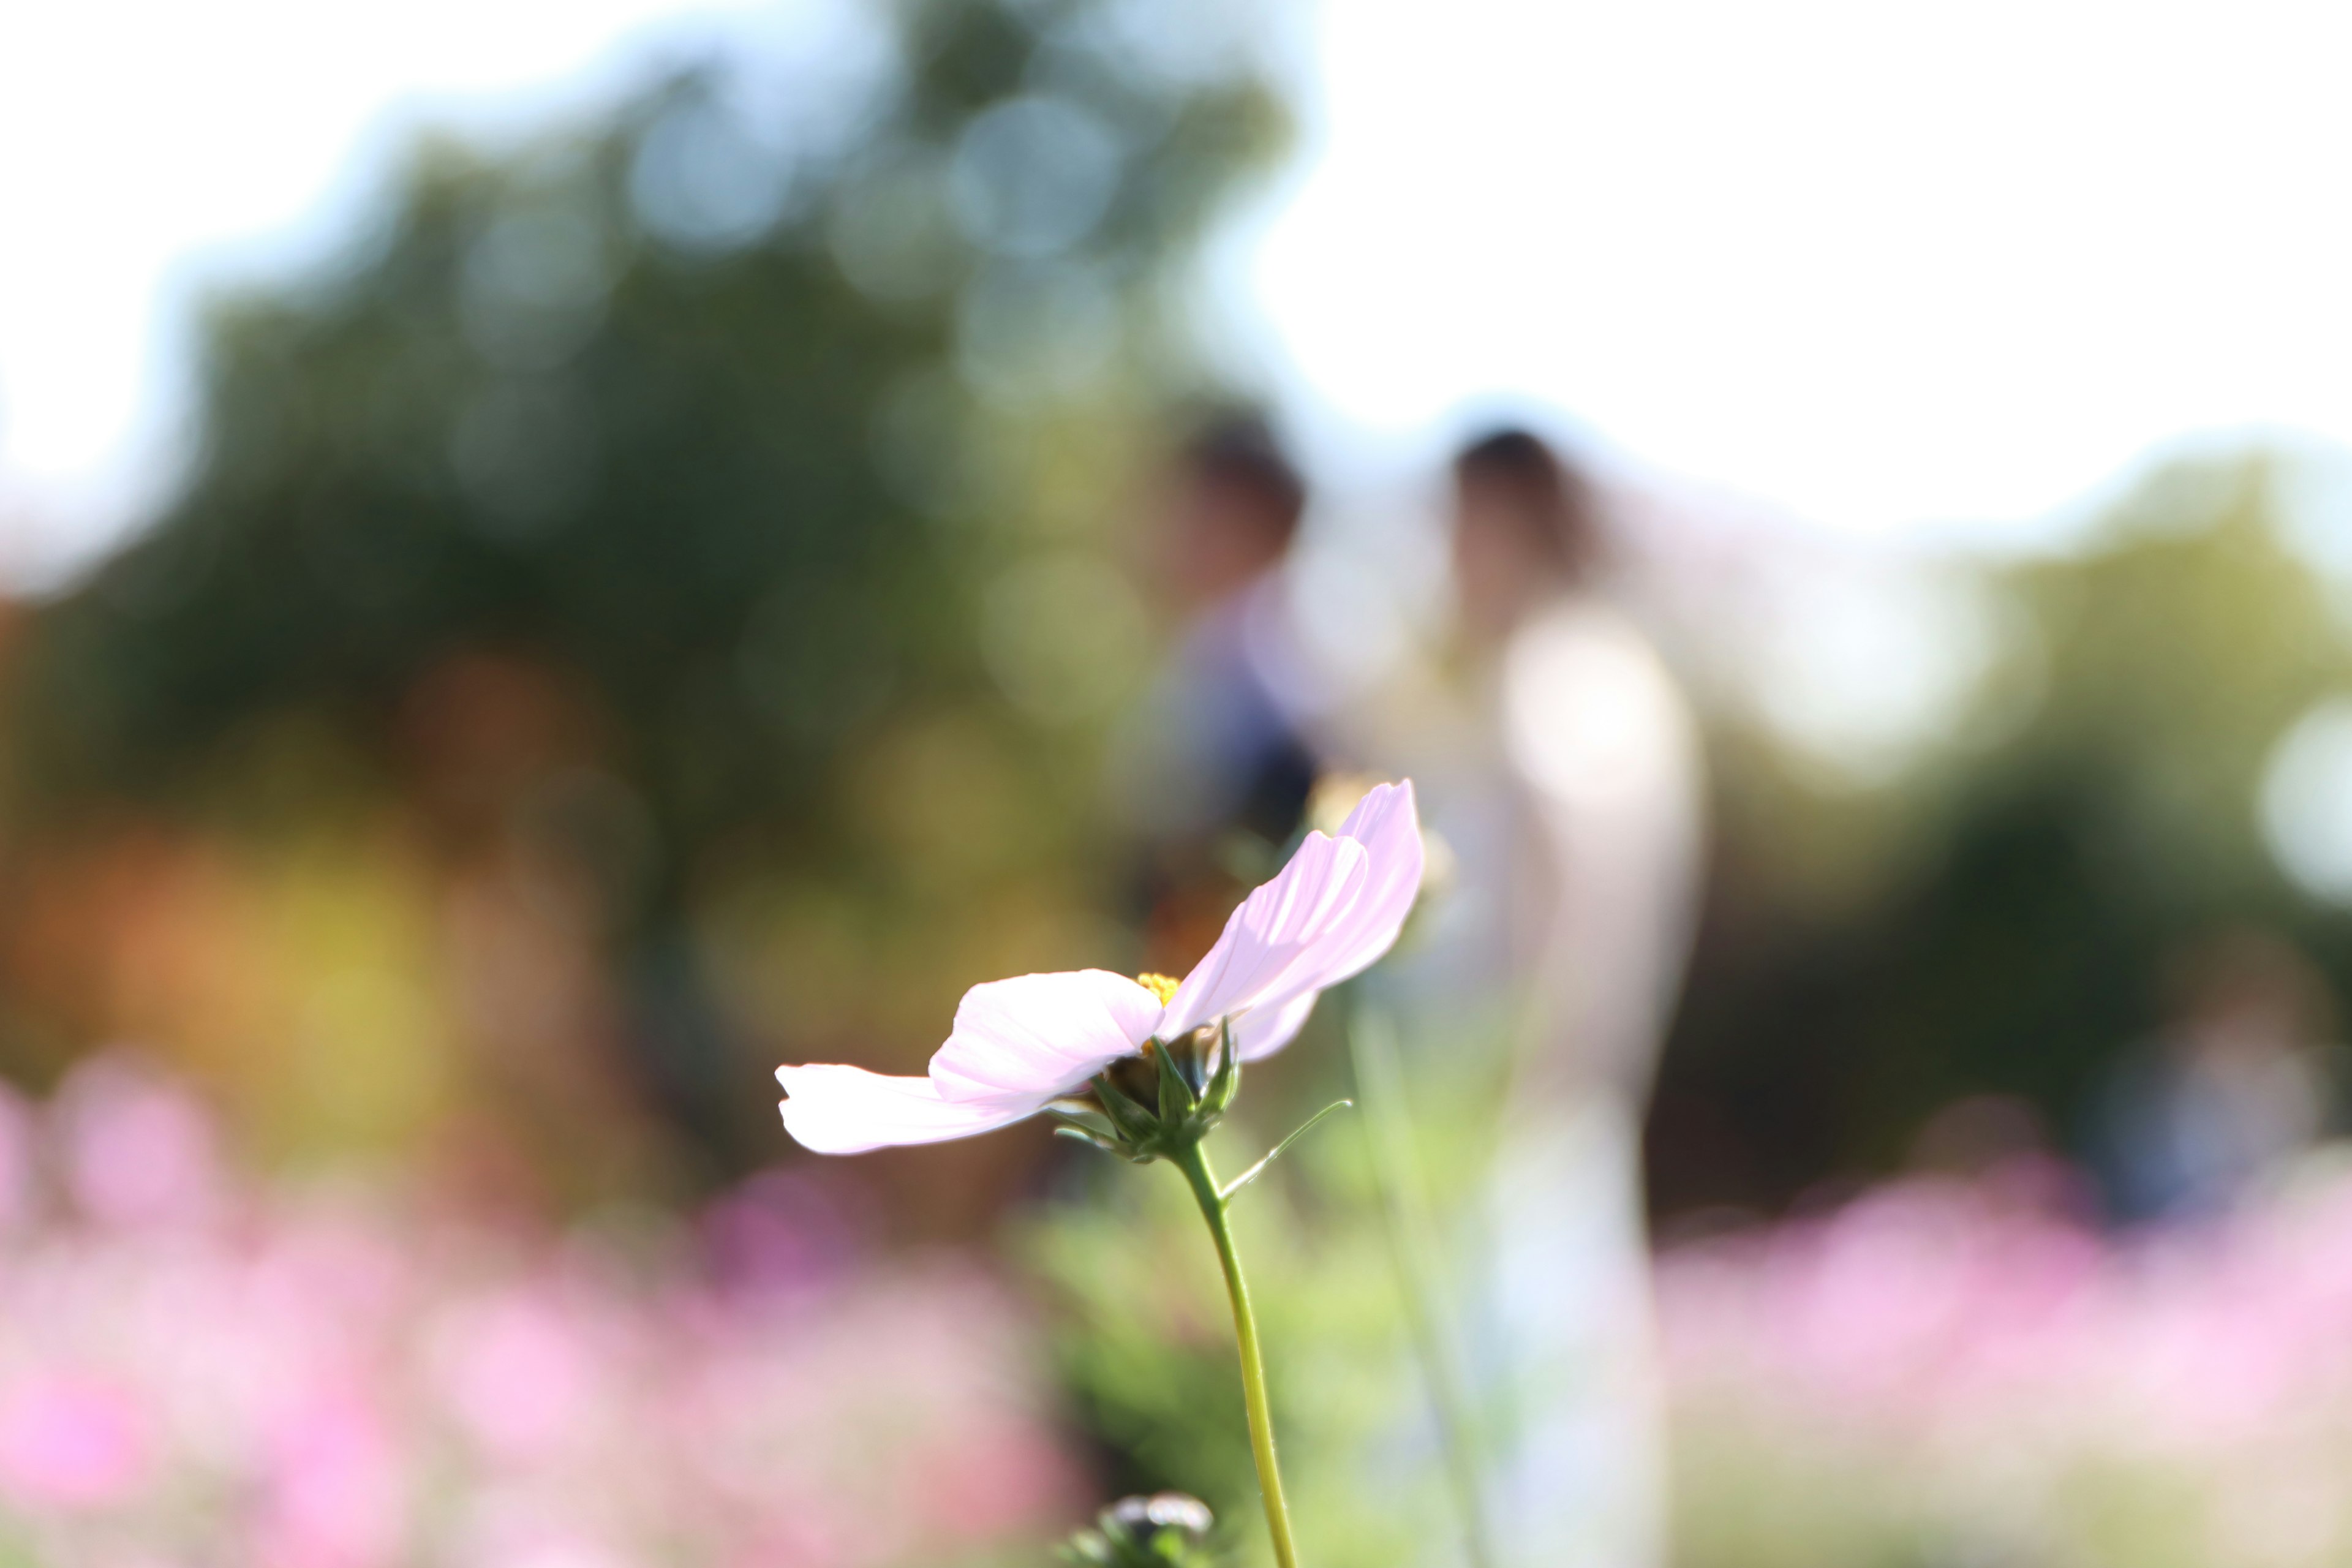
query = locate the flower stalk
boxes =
[769,777,1427,1568]
[1171,1134,1302,1568]
[1046,1022,1327,1567]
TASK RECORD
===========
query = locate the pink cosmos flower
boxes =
[777,780,1424,1155]
[0,1375,149,1510]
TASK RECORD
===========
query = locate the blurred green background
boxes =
[3,0,2346,1229]
[0,0,1283,1216]
[1654,473,2352,1213]
[3,1,2352,1562]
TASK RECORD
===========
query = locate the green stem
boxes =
[1172,1138,1302,1568]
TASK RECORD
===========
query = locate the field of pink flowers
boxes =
[1659,1158,2352,1567]
[10,1047,2352,1568]
[0,1058,1079,1568]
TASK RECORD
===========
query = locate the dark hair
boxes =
[1182,412,1306,539]
[1452,426,1598,576]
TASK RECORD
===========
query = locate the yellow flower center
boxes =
[1136,972,1182,1006]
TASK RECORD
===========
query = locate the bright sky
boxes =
[1240,0,2352,546]
[0,0,772,586]
[6,0,2352,586]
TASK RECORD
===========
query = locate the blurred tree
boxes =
[1651,452,2352,1212]
[1,0,1286,1187]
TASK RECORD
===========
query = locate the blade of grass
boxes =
[1351,1006,1496,1568]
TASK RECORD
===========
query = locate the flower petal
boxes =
[1163,781,1426,1035]
[1160,832,1371,1035]
[1231,991,1317,1062]
[1281,779,1427,993]
[929,970,1163,1107]
[777,1065,1037,1155]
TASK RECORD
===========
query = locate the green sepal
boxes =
[1047,1101,1118,1142]
[1093,1072,1158,1146]
[1172,1028,1214,1099]
[1156,1045,1199,1121]
[1202,1018,1242,1115]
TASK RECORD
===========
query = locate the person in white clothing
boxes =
[1438,429,1706,1568]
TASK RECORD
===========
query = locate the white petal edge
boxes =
[777,1065,1039,1155]
[929,970,1163,1107]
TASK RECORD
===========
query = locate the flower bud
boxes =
[1046,1023,1239,1166]
[1110,1492,1214,1537]
[1058,1492,1219,1566]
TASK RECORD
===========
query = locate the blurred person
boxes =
[1403,428,1705,1568]
[2094,929,2337,1224]
[1109,413,1324,970]
[1444,429,1703,1096]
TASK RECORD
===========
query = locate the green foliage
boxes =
[1653,451,2352,1208]
[4,0,1286,1164]
[25,0,1281,825]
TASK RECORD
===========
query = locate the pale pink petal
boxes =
[928,970,1163,1107]
[1335,782,1425,943]
[776,1065,1039,1155]
[1231,992,1318,1062]
[1271,780,1427,998]
[1161,782,1425,1036]
[780,786,1421,1155]
[1159,834,1370,1036]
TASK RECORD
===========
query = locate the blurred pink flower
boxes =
[697,1170,861,1296]
[1659,1154,2352,1563]
[56,1057,223,1229]
[0,1375,149,1510]
[0,1058,1076,1563]
[254,1385,403,1568]
[0,1086,39,1235]
[913,1422,1072,1537]
[777,780,1424,1153]
[431,1291,601,1463]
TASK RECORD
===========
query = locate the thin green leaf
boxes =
[1219,1099,1354,1200]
